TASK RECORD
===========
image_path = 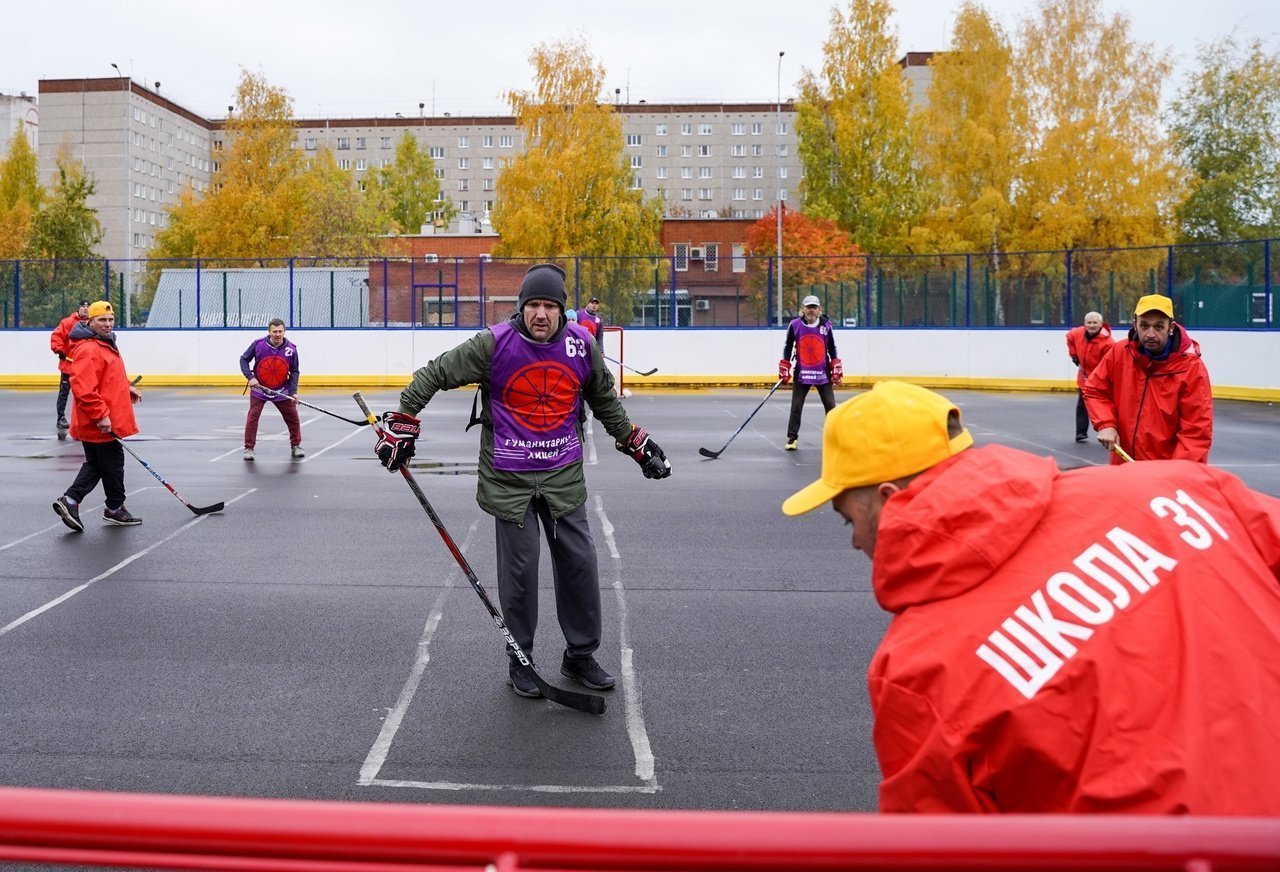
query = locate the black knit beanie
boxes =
[517,263,567,312]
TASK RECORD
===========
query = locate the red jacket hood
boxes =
[872,445,1059,613]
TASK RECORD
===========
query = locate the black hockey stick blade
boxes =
[130,375,142,386]
[112,433,225,516]
[632,366,658,377]
[260,386,369,426]
[189,501,225,516]
[698,446,723,460]
[604,355,657,377]
[521,665,607,715]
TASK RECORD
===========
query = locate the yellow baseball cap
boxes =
[86,300,114,319]
[782,381,974,516]
[1133,294,1174,319]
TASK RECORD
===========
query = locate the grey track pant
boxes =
[494,497,601,663]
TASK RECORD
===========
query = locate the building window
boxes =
[630,175,642,189]
[776,121,789,135]
[699,123,713,135]
[778,167,788,179]
[356,158,367,170]
[656,145,668,157]
[631,155,643,168]
[304,137,317,150]
[656,124,668,135]
[732,188,746,200]
[382,158,392,168]
[732,166,746,178]
[358,180,367,192]
[780,188,788,201]
[429,146,445,158]
[753,188,764,200]
[776,144,789,157]
[752,144,764,156]
[499,135,513,147]
[458,157,470,169]
[680,188,693,201]
[337,137,350,150]
[753,166,764,178]
[434,168,446,180]
[680,167,693,179]
[698,188,713,200]
[732,243,746,273]
[730,144,746,157]
[483,178,494,191]
[455,136,467,148]
[732,122,745,135]
[752,122,764,135]
[458,179,469,191]
[699,166,713,178]
[680,145,693,158]
[626,133,642,146]
[356,137,367,149]
[381,136,392,148]
[483,156,495,169]
[482,135,493,147]
[697,145,712,157]
[680,123,692,135]
[674,243,689,271]
[705,243,719,271]
[338,159,351,170]
[656,167,668,179]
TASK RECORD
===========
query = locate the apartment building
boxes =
[0,91,39,153]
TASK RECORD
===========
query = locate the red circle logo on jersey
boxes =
[502,362,581,432]
[797,334,827,368]
[255,356,290,389]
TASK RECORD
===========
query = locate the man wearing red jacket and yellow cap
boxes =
[783,380,1280,814]
[1083,294,1212,463]
[52,300,143,532]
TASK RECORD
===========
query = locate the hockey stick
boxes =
[603,355,657,377]
[130,375,142,386]
[699,378,786,459]
[352,392,606,716]
[257,385,369,426]
[1112,443,1135,463]
[110,433,224,515]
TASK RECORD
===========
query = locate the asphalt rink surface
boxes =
[2,384,1278,814]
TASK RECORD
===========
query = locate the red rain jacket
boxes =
[68,326,138,443]
[1082,323,1212,464]
[49,311,81,375]
[1064,323,1114,389]
[868,445,1280,814]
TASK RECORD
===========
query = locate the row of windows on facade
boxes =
[129,130,211,173]
[130,105,209,151]
[296,138,791,162]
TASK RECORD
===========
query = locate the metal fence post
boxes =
[964,254,972,327]
[1064,249,1073,327]
[288,258,295,327]
[1265,240,1273,328]
[382,259,389,328]
[1166,245,1175,296]
[194,258,201,330]
[12,259,20,327]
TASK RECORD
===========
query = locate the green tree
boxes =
[492,37,662,260]
[26,144,102,259]
[911,3,1023,257]
[1169,35,1280,243]
[0,130,41,258]
[375,131,453,234]
[292,148,386,259]
[795,0,922,253]
[1011,0,1180,253]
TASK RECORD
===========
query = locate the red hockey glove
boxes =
[778,359,792,384]
[616,424,671,480]
[375,411,421,471]
[830,358,844,385]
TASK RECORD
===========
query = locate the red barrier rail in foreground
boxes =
[0,787,1277,871]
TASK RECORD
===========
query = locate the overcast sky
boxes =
[2,0,1275,120]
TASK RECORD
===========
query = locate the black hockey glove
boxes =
[616,424,671,480]
[375,411,421,471]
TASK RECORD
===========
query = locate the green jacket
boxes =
[398,314,633,523]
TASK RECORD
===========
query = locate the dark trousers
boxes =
[65,440,126,511]
[56,373,71,421]
[787,382,837,440]
[244,395,302,449]
[494,498,601,662]
[1076,389,1091,439]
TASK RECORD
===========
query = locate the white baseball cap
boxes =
[802,295,821,307]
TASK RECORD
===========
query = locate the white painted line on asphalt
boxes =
[585,415,597,465]
[0,487,156,553]
[357,522,472,787]
[0,488,257,639]
[209,413,325,461]
[365,778,660,793]
[594,492,659,790]
[298,420,369,464]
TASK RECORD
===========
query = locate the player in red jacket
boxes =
[1083,294,1212,464]
[49,299,89,439]
[783,381,1280,814]
[1064,311,1113,443]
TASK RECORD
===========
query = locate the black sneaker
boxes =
[53,496,83,533]
[1075,435,1088,443]
[56,416,69,430]
[507,660,542,698]
[561,654,615,690]
[103,506,142,526]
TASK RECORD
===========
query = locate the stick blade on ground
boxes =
[698,447,722,460]
[533,674,607,715]
[190,502,225,516]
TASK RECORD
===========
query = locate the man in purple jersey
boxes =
[779,295,843,451]
[374,264,671,700]
[239,318,303,461]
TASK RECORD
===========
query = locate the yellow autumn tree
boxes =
[0,130,41,258]
[795,0,923,253]
[292,148,386,260]
[1012,0,1181,255]
[152,69,305,263]
[493,38,662,256]
[910,3,1023,258]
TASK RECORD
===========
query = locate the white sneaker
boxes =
[243,448,254,461]
[291,445,305,459]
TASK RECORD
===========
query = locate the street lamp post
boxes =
[112,63,130,321]
[775,51,785,327]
